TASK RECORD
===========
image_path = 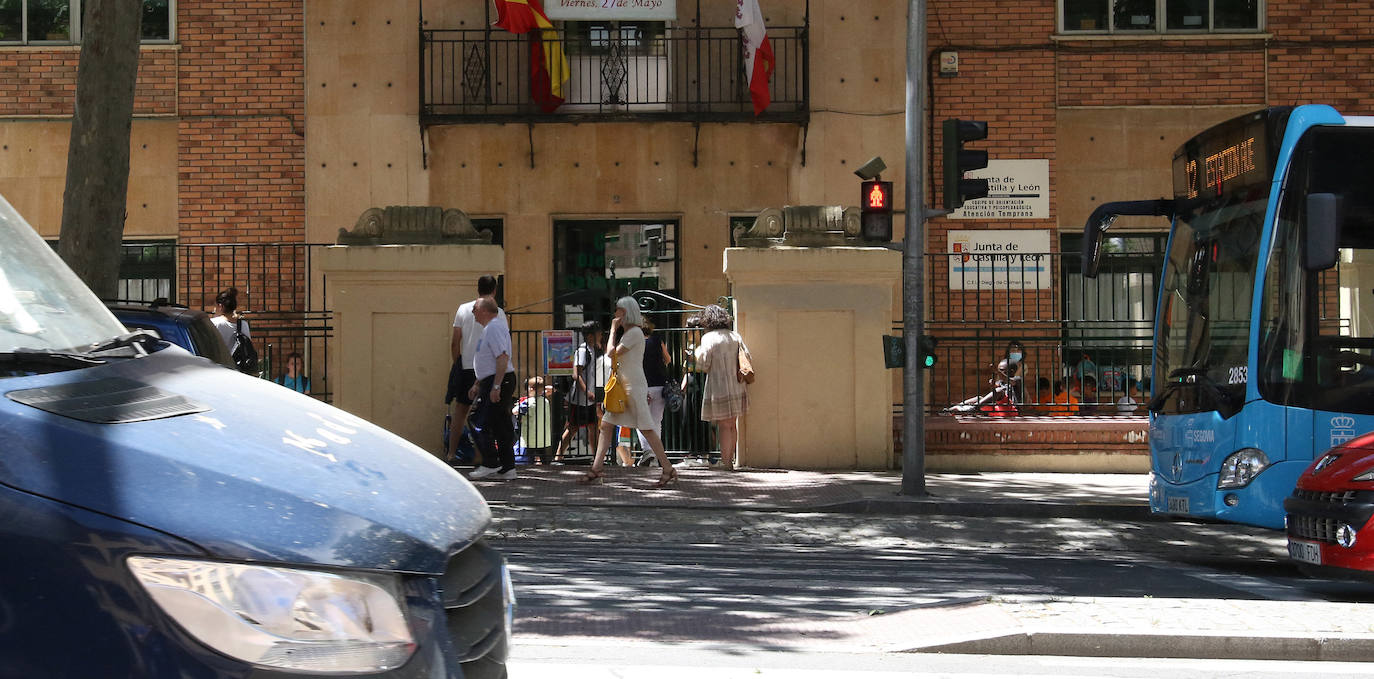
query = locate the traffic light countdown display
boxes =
[860,179,893,241]
[942,119,990,211]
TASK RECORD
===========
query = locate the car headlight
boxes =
[1354,469,1374,482]
[127,556,415,674]
[1217,448,1270,489]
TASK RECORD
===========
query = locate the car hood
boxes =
[0,349,488,574]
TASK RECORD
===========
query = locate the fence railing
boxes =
[918,249,1159,416]
[421,25,808,123]
[113,242,336,403]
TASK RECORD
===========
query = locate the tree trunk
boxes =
[57,0,143,300]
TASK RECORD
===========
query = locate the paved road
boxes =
[490,505,1374,653]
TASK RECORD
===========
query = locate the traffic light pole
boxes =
[901,0,928,496]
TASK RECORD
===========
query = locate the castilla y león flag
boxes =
[494,0,568,113]
[735,0,774,116]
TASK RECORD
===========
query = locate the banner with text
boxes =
[949,159,1049,220]
[543,0,677,21]
[948,230,1051,290]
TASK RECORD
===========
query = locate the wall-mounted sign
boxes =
[542,0,677,21]
[947,229,1051,290]
[949,159,1049,220]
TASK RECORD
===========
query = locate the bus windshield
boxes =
[1155,186,1267,414]
[1258,126,1374,415]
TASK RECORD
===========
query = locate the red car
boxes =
[1284,433,1374,579]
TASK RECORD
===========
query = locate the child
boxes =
[1117,377,1142,414]
[513,376,555,465]
[275,351,310,394]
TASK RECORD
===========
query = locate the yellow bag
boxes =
[603,355,628,414]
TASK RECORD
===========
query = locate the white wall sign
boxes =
[949,159,1049,220]
[543,0,677,21]
[947,230,1051,290]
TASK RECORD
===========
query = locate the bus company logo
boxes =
[1331,416,1359,447]
[1184,429,1215,444]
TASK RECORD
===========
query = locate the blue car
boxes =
[107,300,237,370]
[0,195,512,678]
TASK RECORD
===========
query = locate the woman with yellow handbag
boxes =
[578,297,678,488]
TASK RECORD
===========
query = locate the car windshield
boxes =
[0,195,129,353]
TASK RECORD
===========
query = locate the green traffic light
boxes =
[923,355,936,368]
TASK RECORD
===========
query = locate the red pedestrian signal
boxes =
[861,180,893,242]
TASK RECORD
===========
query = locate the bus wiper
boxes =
[1150,366,1241,419]
[0,350,106,370]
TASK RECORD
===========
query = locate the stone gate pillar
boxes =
[318,207,502,454]
[725,206,902,470]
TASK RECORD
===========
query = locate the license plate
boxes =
[1166,496,1189,513]
[1288,540,1322,565]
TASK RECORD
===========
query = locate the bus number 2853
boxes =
[1228,366,1248,385]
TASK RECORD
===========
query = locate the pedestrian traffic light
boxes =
[942,118,990,211]
[860,179,893,241]
[918,334,938,369]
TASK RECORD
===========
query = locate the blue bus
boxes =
[1083,105,1374,529]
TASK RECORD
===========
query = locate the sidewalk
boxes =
[470,464,1154,520]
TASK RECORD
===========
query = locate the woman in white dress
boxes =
[693,304,748,470]
[578,297,678,488]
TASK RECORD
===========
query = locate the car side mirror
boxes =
[1303,193,1343,271]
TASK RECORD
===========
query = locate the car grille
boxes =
[1289,514,1342,544]
[1293,489,1359,504]
[439,539,508,678]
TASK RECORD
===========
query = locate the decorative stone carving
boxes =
[337,206,493,245]
[732,205,866,247]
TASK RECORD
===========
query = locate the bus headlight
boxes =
[1218,448,1270,489]
[127,556,415,673]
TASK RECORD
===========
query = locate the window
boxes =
[1060,0,1260,34]
[0,0,172,44]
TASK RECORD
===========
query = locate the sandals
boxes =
[650,467,679,489]
[577,468,605,485]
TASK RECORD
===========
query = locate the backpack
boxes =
[232,318,259,375]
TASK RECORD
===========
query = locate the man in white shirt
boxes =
[467,297,518,480]
[445,275,504,462]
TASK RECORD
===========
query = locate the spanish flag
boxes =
[494,0,568,113]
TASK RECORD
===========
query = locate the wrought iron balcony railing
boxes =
[421,25,808,124]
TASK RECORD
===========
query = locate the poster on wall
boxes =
[948,159,1049,220]
[542,0,677,21]
[542,330,577,377]
[947,230,1051,290]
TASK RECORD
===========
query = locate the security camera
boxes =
[853,156,887,180]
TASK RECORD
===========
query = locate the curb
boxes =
[910,631,1374,662]
[486,497,1156,521]
[813,498,1158,521]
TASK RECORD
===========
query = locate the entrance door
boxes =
[553,219,678,330]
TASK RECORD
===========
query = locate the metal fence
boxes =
[114,242,336,402]
[421,25,808,123]
[506,290,721,465]
[919,249,1159,416]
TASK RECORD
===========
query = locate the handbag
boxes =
[735,333,755,385]
[231,318,259,376]
[662,374,685,413]
[603,355,628,414]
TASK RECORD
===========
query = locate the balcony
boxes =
[420,24,808,125]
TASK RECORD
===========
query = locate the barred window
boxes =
[1060,0,1261,34]
[0,0,172,44]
